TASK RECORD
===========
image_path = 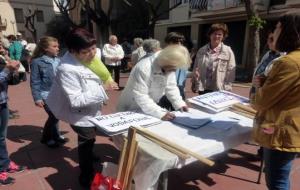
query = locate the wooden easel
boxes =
[116,126,215,190]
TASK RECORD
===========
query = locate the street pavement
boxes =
[3,73,300,190]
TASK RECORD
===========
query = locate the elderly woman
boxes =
[142,39,161,57]
[192,23,236,94]
[102,35,124,86]
[117,45,190,120]
[47,28,116,188]
[131,38,145,66]
[251,12,300,190]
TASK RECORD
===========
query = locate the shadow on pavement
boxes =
[167,149,261,190]
[6,125,120,190]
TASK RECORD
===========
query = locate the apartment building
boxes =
[0,0,57,42]
[154,0,300,70]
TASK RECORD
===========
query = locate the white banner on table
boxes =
[90,112,162,135]
[188,91,249,112]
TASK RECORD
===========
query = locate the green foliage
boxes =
[249,16,266,30]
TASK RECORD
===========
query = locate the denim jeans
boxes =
[42,103,60,142]
[263,148,298,190]
[0,103,10,172]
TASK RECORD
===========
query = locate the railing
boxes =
[190,0,244,11]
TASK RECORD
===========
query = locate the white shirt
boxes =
[131,46,146,66]
[102,43,124,66]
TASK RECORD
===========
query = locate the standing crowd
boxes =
[0,11,299,190]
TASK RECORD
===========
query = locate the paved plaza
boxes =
[3,73,300,190]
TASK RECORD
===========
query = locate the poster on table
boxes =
[188,91,249,112]
[90,111,161,135]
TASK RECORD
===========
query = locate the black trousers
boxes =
[42,104,60,142]
[70,125,97,183]
[106,65,120,86]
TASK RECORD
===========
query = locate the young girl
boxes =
[30,36,68,148]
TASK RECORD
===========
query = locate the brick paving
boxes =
[2,73,300,190]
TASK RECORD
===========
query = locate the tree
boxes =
[54,0,132,46]
[244,0,266,79]
[125,0,181,37]
[53,0,86,27]
[24,8,37,42]
[145,0,181,37]
[46,16,73,47]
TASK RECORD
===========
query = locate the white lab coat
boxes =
[46,52,108,127]
[116,52,186,119]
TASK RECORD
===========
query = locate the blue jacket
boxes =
[30,55,60,102]
[0,68,10,104]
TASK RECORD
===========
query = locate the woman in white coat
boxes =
[117,45,190,120]
[46,28,117,188]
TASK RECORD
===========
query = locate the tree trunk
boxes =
[246,24,260,77]
[148,22,155,38]
[98,25,110,47]
[244,0,260,80]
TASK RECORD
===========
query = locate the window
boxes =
[270,0,286,6]
[36,10,44,22]
[14,8,24,23]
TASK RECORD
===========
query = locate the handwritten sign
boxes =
[90,112,161,135]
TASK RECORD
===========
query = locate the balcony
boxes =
[0,16,7,31]
[190,0,271,19]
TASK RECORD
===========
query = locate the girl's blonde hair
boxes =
[154,45,191,69]
[32,36,58,59]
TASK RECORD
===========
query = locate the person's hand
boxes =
[253,75,266,88]
[161,112,175,121]
[111,57,119,62]
[35,100,45,108]
[180,105,189,112]
[262,127,275,134]
[194,69,200,81]
[6,60,20,71]
[104,81,119,90]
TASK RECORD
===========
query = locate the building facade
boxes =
[0,0,57,42]
[154,0,300,73]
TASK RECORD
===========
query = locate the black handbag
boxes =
[8,71,21,85]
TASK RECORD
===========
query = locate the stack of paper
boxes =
[171,111,212,129]
[89,112,162,136]
[188,91,249,112]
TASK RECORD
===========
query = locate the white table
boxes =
[105,108,253,190]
